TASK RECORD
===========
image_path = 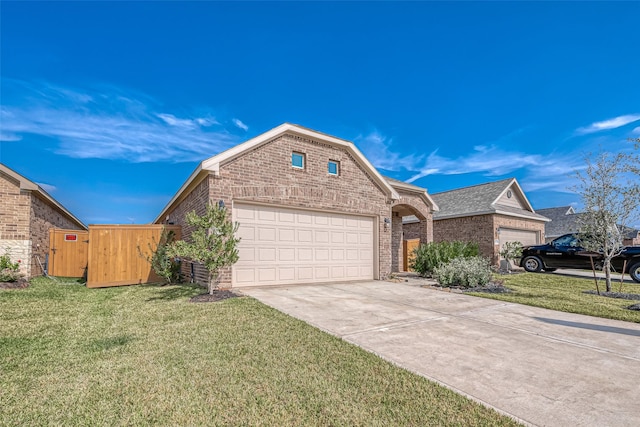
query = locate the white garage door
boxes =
[499,228,539,251]
[233,203,375,287]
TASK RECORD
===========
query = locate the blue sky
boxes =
[1,1,639,226]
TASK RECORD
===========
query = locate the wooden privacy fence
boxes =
[49,225,181,288]
[403,238,420,271]
[87,225,181,288]
[48,229,90,277]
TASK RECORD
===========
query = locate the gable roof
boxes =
[431,177,549,222]
[384,176,439,211]
[0,163,87,230]
[155,123,400,223]
[536,206,580,237]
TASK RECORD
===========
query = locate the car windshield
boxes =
[553,235,579,247]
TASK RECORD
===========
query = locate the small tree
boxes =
[169,203,240,294]
[573,148,640,292]
[138,228,181,285]
[499,241,523,273]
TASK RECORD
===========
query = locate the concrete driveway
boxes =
[241,281,640,427]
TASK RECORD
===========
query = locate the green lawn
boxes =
[468,273,640,323]
[1,277,518,426]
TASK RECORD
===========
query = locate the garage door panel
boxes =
[315,230,329,243]
[237,225,255,241]
[279,228,295,241]
[278,248,295,261]
[279,268,295,281]
[297,230,312,242]
[258,227,276,242]
[238,247,255,261]
[233,203,375,287]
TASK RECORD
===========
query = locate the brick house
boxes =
[405,178,549,265]
[538,205,640,246]
[0,163,87,277]
[155,123,438,288]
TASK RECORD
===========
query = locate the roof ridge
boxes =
[431,177,514,196]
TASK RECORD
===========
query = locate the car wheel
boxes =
[523,256,543,273]
[629,261,640,284]
[544,268,557,272]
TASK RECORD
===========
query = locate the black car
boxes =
[519,234,640,283]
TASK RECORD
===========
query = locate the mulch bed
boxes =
[189,290,240,303]
[0,278,30,289]
[582,290,640,301]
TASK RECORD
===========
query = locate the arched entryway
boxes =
[391,201,431,273]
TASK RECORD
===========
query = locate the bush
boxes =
[0,253,22,282]
[138,229,182,284]
[411,241,479,276]
[499,241,523,273]
[434,256,492,288]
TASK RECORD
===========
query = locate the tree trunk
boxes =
[604,259,612,293]
[208,271,220,295]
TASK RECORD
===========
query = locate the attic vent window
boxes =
[328,160,339,176]
[292,152,305,169]
[507,190,513,198]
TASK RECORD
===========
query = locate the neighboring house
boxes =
[0,163,87,278]
[417,178,549,264]
[538,206,640,246]
[536,206,580,242]
[155,123,438,288]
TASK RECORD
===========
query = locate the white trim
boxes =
[492,178,535,213]
[387,180,439,212]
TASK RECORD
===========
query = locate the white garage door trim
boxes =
[233,202,377,287]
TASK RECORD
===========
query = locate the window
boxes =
[292,152,305,169]
[328,160,339,176]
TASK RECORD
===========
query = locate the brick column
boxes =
[391,213,403,272]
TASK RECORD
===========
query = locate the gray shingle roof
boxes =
[536,206,580,237]
[537,206,640,239]
[431,178,548,222]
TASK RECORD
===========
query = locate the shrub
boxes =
[499,241,523,273]
[411,241,479,276]
[138,228,182,285]
[434,256,492,288]
[0,253,22,282]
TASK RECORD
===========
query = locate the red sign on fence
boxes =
[64,234,78,241]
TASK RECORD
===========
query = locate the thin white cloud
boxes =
[575,114,640,135]
[632,126,640,135]
[405,145,554,183]
[356,128,590,195]
[0,79,244,163]
[356,131,423,172]
[37,183,57,193]
[232,118,248,131]
[0,131,22,141]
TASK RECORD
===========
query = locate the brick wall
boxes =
[165,176,211,286]
[0,172,31,276]
[403,221,421,240]
[434,214,547,265]
[0,172,31,240]
[433,214,495,262]
[163,133,392,288]
[30,193,85,277]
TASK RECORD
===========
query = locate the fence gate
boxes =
[86,224,181,288]
[49,229,89,277]
[403,239,420,272]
